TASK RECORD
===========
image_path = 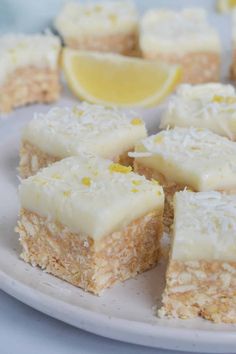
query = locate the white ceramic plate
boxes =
[0,91,236,353]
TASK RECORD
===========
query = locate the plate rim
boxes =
[1,267,236,353]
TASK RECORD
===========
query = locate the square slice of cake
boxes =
[19,102,147,178]
[160,83,236,140]
[0,33,61,113]
[159,190,236,323]
[132,127,236,229]
[140,8,221,83]
[16,155,164,295]
[54,1,138,55]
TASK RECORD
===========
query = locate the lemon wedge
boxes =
[62,49,182,107]
[217,0,236,12]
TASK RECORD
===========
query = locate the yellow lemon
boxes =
[62,49,182,107]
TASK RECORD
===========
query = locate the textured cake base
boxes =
[142,51,220,84]
[19,141,60,178]
[64,32,138,55]
[159,260,236,323]
[0,66,60,113]
[134,162,185,232]
[19,140,135,178]
[16,208,163,295]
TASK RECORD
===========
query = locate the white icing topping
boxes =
[55,0,138,38]
[160,83,236,140]
[172,191,236,261]
[140,8,220,55]
[134,127,236,191]
[22,102,147,159]
[160,84,236,140]
[0,33,61,86]
[19,155,164,240]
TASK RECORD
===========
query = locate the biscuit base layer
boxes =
[0,66,60,113]
[16,208,163,295]
[134,162,184,232]
[142,51,220,84]
[159,260,236,323]
[19,141,60,178]
[19,140,135,178]
[64,32,138,55]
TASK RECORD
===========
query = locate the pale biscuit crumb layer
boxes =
[143,52,220,84]
[0,66,60,113]
[16,208,163,295]
[65,32,138,55]
[19,141,60,179]
[159,260,236,323]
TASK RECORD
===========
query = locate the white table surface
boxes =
[1,288,217,354]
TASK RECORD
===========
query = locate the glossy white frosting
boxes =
[140,8,221,56]
[132,127,236,192]
[22,102,147,160]
[172,191,236,261]
[55,1,138,38]
[0,33,61,86]
[160,83,236,140]
[19,155,164,240]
